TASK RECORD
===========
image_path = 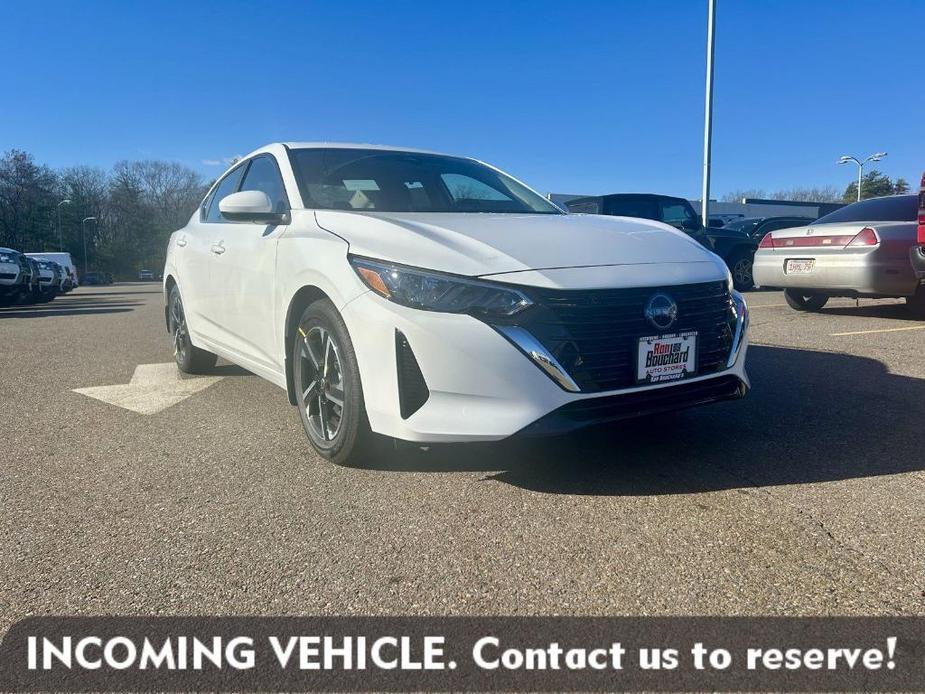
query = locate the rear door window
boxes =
[660,201,698,227]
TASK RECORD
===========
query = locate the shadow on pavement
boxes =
[0,293,144,318]
[820,302,919,322]
[362,345,925,495]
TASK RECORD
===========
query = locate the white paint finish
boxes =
[161,142,749,443]
[315,210,716,277]
[72,363,222,415]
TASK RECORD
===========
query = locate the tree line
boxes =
[0,149,209,277]
[721,171,910,204]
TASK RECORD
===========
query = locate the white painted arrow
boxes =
[72,363,223,415]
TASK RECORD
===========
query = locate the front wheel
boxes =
[729,251,755,291]
[784,289,829,312]
[168,286,217,373]
[292,299,390,466]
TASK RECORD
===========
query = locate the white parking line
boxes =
[831,326,925,337]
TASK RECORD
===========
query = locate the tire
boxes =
[784,289,829,312]
[167,286,217,374]
[728,250,755,291]
[292,298,390,466]
[906,286,925,319]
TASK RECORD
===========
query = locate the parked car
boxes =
[753,194,924,316]
[725,216,816,241]
[21,256,42,304]
[26,252,78,290]
[164,143,750,465]
[33,259,62,302]
[81,271,107,285]
[139,269,155,281]
[910,172,925,283]
[0,247,31,306]
[565,193,759,290]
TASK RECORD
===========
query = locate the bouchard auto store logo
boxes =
[644,293,678,331]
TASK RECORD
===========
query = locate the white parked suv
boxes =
[164,143,750,464]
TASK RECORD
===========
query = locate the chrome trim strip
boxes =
[494,325,581,393]
[726,289,749,368]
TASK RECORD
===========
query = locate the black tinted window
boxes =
[289,148,561,214]
[239,156,288,213]
[205,165,245,222]
[602,197,658,219]
[815,196,917,224]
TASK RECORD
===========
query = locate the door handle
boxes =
[210,242,225,255]
[175,236,187,247]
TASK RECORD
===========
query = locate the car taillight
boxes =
[917,170,925,244]
[847,227,879,247]
[758,233,775,249]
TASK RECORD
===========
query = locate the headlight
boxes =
[0,253,14,263]
[349,256,533,318]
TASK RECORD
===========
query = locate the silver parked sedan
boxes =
[753,194,924,317]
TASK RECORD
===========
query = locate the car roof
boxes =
[241,142,459,162]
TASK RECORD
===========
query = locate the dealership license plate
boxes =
[786,258,815,274]
[636,332,697,384]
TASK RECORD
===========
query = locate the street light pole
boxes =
[81,216,97,276]
[57,199,71,250]
[700,0,716,229]
[838,152,887,202]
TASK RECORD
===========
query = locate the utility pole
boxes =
[700,0,716,228]
[57,199,71,250]
[81,216,97,275]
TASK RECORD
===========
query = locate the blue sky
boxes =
[1,0,921,199]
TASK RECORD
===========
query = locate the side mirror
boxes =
[218,190,290,225]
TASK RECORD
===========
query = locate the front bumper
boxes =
[753,246,919,297]
[342,290,749,443]
[911,245,925,281]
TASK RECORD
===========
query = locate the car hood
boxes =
[315,211,717,277]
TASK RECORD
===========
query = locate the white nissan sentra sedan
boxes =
[164,143,749,464]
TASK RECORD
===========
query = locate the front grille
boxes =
[0,273,14,280]
[516,281,735,392]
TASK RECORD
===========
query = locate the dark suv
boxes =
[566,193,759,290]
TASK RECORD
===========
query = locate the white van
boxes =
[26,252,78,289]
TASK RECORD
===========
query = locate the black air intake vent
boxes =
[395,330,429,419]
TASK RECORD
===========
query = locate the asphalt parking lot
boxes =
[2,284,923,632]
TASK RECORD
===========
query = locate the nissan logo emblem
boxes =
[644,293,678,331]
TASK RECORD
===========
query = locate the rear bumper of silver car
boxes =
[754,247,919,297]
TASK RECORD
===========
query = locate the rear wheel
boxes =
[729,250,755,291]
[292,299,390,466]
[168,286,217,373]
[784,289,829,312]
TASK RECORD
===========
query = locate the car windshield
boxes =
[815,195,917,224]
[288,148,562,214]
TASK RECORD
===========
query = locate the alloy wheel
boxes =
[298,326,346,443]
[170,294,188,363]
[733,258,753,288]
